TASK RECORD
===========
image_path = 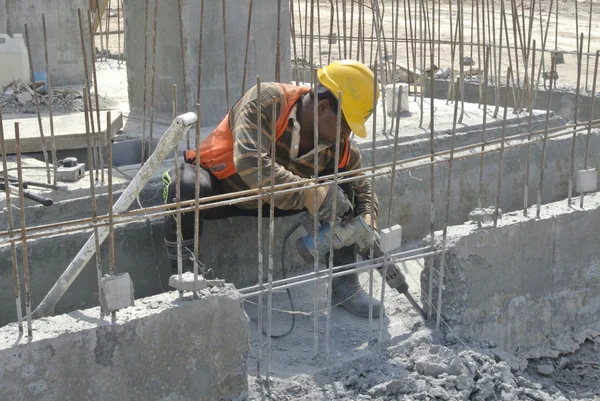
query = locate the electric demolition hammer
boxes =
[295,213,427,319]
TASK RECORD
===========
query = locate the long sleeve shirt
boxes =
[219,83,379,224]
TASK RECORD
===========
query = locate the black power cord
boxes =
[249,220,302,339]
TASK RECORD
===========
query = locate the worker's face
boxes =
[316,99,352,147]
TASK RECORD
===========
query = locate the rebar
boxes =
[222,0,230,109]
[141,0,150,164]
[87,9,104,183]
[494,67,511,227]
[569,34,584,207]
[312,70,320,357]
[177,0,190,147]
[41,14,58,186]
[256,77,265,376]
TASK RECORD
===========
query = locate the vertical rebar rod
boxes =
[105,0,112,60]
[457,0,465,123]
[193,101,201,299]
[290,0,301,84]
[317,0,323,66]
[580,51,600,209]
[107,112,115,278]
[0,107,23,332]
[586,1,593,91]
[222,0,230,108]
[141,0,150,164]
[14,122,32,336]
[23,24,51,185]
[266,96,278,381]
[536,57,557,218]
[494,0,503,118]
[77,9,99,177]
[96,2,106,63]
[309,0,315,82]
[568,34,584,207]
[436,77,461,329]
[149,0,159,160]
[524,40,536,215]
[173,85,184,300]
[87,10,104,183]
[196,0,205,103]
[342,0,347,58]
[418,0,425,127]
[177,0,190,148]
[478,48,491,222]
[241,0,254,94]
[325,92,343,360]
[312,70,320,357]
[276,0,282,82]
[349,0,354,58]
[494,68,512,228]
[304,0,310,60]
[368,61,378,341]
[297,0,305,62]
[256,77,264,376]
[41,14,58,186]
[83,89,104,318]
[117,0,122,65]
[327,1,334,65]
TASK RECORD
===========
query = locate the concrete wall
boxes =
[0,0,91,86]
[0,290,249,401]
[124,0,291,127]
[422,194,600,358]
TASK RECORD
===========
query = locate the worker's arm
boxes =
[231,84,310,210]
[345,141,379,229]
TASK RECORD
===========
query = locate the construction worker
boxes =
[162,60,381,318]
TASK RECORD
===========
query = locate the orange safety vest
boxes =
[184,83,350,179]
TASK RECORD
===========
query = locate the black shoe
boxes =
[331,272,383,318]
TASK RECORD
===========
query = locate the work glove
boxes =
[355,228,380,258]
[318,184,353,222]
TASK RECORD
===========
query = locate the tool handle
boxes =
[23,190,53,207]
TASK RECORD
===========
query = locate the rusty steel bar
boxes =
[325,91,343,360]
[265,97,278,382]
[569,34,584,207]
[312,70,320,357]
[426,49,437,320]
[107,112,115,277]
[83,89,104,316]
[478,47,491,217]
[117,0,122,64]
[41,14,58,186]
[221,0,230,109]
[368,62,378,342]
[580,50,600,209]
[14,122,32,336]
[524,40,536,215]
[87,9,104,183]
[494,67,512,228]
[276,0,282,82]
[23,24,51,185]
[149,0,159,162]
[173,85,184,299]
[586,1,593,91]
[536,57,557,218]
[196,0,205,103]
[141,0,150,164]
[177,0,190,148]
[0,107,23,332]
[255,77,265,376]
[192,101,201,299]
[241,0,254,94]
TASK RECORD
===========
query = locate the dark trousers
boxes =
[162,163,356,272]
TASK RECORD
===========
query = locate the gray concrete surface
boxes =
[0,289,249,401]
[124,0,291,126]
[422,193,600,359]
[0,0,91,87]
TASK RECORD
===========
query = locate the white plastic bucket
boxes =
[0,33,31,90]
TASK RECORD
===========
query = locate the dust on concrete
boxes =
[0,89,115,114]
[246,260,600,401]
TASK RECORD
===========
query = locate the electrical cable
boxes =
[248,220,301,339]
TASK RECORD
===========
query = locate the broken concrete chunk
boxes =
[168,272,207,292]
[16,91,32,103]
[536,364,555,376]
[469,206,502,224]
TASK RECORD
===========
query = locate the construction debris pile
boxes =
[251,329,600,401]
[0,80,113,114]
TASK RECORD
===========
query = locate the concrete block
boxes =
[385,83,409,117]
[56,163,85,182]
[469,207,502,224]
[100,273,135,313]
[0,290,249,401]
[169,271,208,292]
[576,168,598,193]
[380,224,402,253]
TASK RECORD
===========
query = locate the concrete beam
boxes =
[422,193,600,358]
[0,289,249,401]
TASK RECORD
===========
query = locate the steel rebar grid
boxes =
[568,34,585,207]
[41,14,58,186]
[256,77,265,377]
[5,116,600,246]
[325,91,343,360]
[83,88,104,318]
[580,50,600,209]
[13,122,32,336]
[265,97,278,383]
[23,24,51,185]
[0,107,23,332]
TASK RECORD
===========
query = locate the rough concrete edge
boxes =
[0,284,244,351]
[426,192,600,359]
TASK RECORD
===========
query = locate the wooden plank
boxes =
[0,111,123,155]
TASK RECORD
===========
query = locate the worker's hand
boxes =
[303,185,329,217]
[318,184,353,222]
[355,229,380,258]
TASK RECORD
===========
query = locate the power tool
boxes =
[295,213,427,319]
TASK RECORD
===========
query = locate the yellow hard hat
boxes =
[317,60,380,138]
